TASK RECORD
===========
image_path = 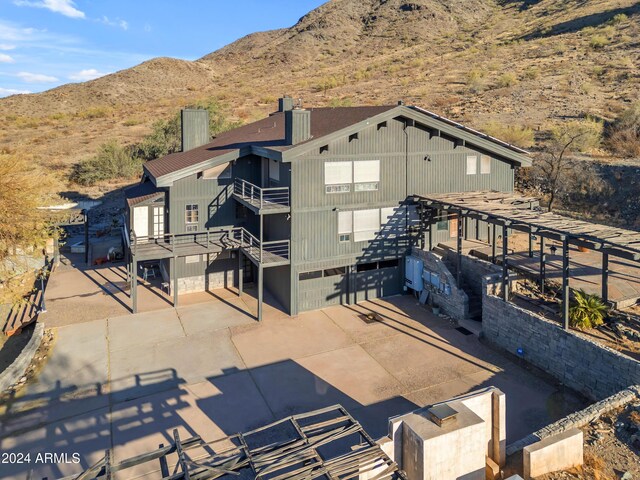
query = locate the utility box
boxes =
[405,256,424,292]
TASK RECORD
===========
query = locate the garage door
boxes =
[297,268,348,312]
[355,261,402,303]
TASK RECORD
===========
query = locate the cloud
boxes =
[0,44,16,50]
[0,87,32,97]
[99,16,128,30]
[13,0,85,19]
[0,53,15,63]
[68,68,110,81]
[16,71,59,83]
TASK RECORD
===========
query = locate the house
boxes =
[124,98,531,318]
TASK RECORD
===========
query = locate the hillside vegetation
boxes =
[0,0,638,199]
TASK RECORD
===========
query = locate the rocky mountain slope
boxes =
[0,0,638,171]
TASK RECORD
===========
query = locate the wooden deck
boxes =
[232,194,291,215]
[232,178,290,215]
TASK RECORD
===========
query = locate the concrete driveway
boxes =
[0,294,585,480]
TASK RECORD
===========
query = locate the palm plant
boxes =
[569,289,608,330]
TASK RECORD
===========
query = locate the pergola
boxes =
[414,191,640,329]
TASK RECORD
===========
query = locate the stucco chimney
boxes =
[181,109,210,152]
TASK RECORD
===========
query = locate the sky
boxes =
[0,0,326,97]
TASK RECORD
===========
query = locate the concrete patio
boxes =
[0,293,585,480]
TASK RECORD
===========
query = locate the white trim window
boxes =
[338,211,352,242]
[353,160,380,191]
[353,209,380,242]
[185,204,199,232]
[324,161,352,193]
[466,155,478,175]
[481,155,491,174]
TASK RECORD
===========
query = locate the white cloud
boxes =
[0,87,31,97]
[13,0,85,19]
[68,68,110,81]
[0,44,16,50]
[0,53,15,63]
[16,71,59,83]
[99,16,128,30]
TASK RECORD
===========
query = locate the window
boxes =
[324,161,352,187]
[269,159,280,182]
[185,204,199,228]
[353,209,380,242]
[356,262,378,272]
[200,163,232,179]
[299,270,322,281]
[466,155,478,175]
[338,211,352,242]
[153,206,164,237]
[354,160,380,191]
[326,184,351,194]
[481,155,491,174]
[379,259,399,269]
[324,267,346,277]
[437,219,449,231]
[354,182,378,192]
[185,255,200,264]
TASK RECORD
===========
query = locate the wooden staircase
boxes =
[2,264,50,336]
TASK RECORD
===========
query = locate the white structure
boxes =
[379,388,506,480]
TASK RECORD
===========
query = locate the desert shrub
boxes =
[122,118,142,126]
[466,68,486,93]
[606,101,640,157]
[79,107,110,119]
[482,122,535,148]
[569,290,608,330]
[328,97,353,108]
[70,140,142,186]
[610,13,628,25]
[523,67,539,80]
[551,118,603,153]
[496,72,518,88]
[589,34,610,49]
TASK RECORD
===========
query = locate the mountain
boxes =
[1,0,638,169]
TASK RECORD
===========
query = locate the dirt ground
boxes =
[540,400,640,480]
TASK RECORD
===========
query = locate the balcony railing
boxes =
[131,227,289,265]
[233,178,290,210]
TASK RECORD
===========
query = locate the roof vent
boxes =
[427,404,458,427]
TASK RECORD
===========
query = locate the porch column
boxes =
[502,226,509,302]
[475,218,480,241]
[539,236,546,294]
[602,252,609,304]
[238,250,243,296]
[562,237,570,330]
[132,256,138,314]
[258,265,264,322]
[491,224,497,264]
[457,211,463,286]
[83,209,89,265]
[173,256,179,308]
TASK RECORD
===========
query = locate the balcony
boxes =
[233,178,290,215]
[130,227,289,267]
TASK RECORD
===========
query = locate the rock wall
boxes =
[482,274,640,401]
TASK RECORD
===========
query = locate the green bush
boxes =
[550,118,603,153]
[70,140,142,186]
[606,101,640,157]
[589,35,610,50]
[482,122,535,148]
[496,72,518,88]
[569,289,608,330]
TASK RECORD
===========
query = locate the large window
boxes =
[466,155,478,175]
[185,204,199,232]
[324,162,352,193]
[481,155,491,174]
[353,209,380,242]
[338,211,352,242]
[324,160,380,193]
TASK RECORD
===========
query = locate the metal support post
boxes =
[540,236,546,294]
[238,250,243,296]
[173,256,179,308]
[562,237,570,330]
[132,257,138,313]
[502,226,509,301]
[491,224,496,264]
[457,212,463,286]
[602,252,609,304]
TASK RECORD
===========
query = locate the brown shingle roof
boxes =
[125,182,164,207]
[144,106,396,180]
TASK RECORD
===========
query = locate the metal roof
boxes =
[415,191,640,261]
[124,181,164,207]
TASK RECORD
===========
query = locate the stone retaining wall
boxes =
[411,248,467,320]
[482,274,640,401]
[507,385,640,456]
[0,322,44,392]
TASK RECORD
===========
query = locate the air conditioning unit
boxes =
[405,256,424,292]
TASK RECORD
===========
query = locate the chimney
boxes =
[181,109,210,152]
[278,96,295,112]
[285,108,311,145]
